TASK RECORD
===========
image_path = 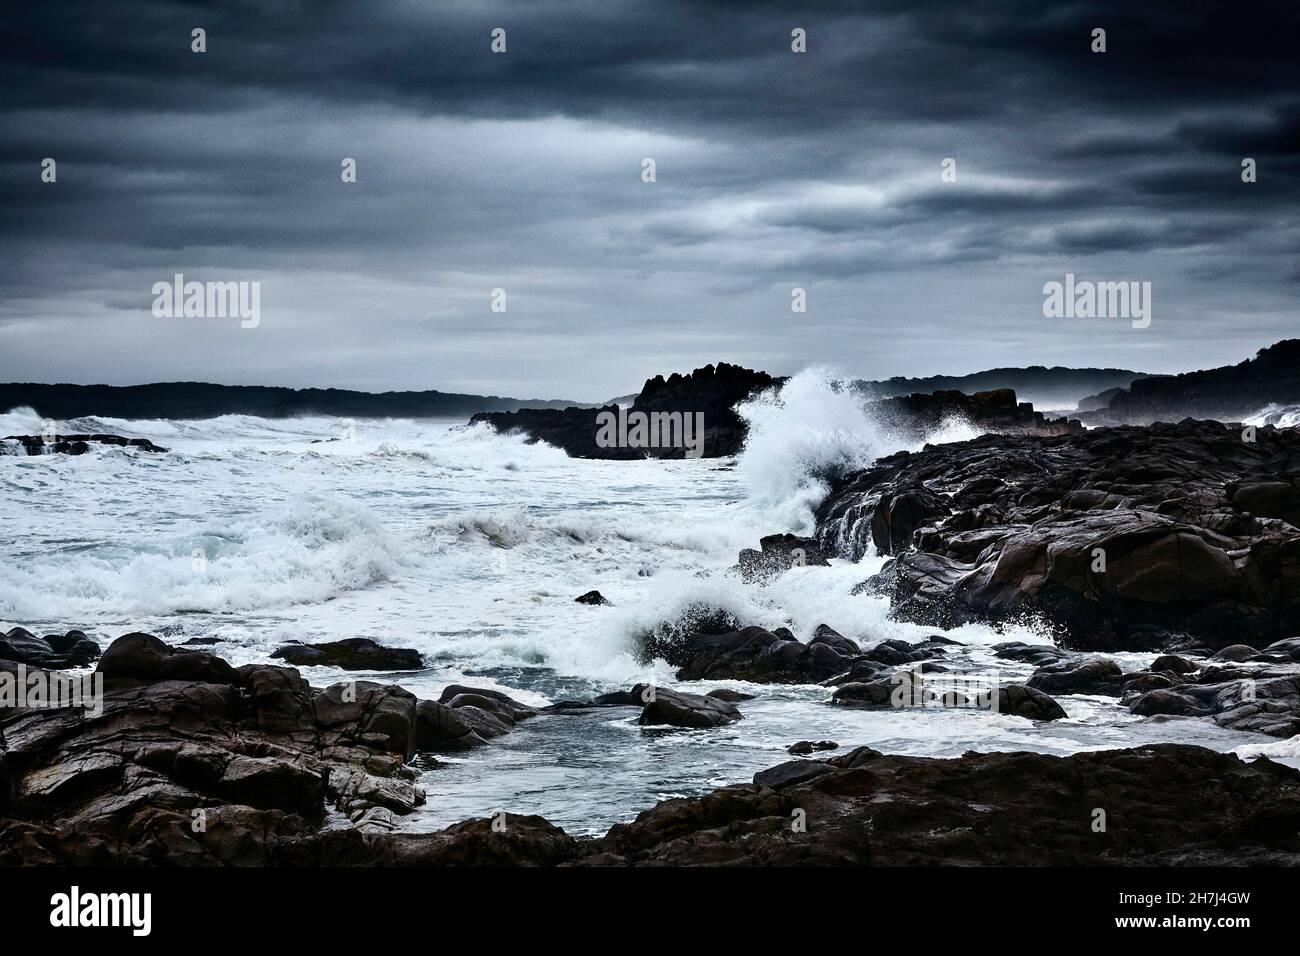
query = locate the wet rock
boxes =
[0,627,100,668]
[753,759,835,789]
[97,632,237,685]
[1151,654,1200,674]
[1256,637,1300,662]
[271,638,423,671]
[1129,674,1300,738]
[818,420,1300,651]
[472,362,778,459]
[787,740,838,755]
[586,744,1300,865]
[736,534,831,583]
[1212,644,1260,662]
[636,686,742,728]
[575,590,612,606]
[1,433,168,455]
[998,684,1068,720]
[992,642,1070,667]
[0,632,543,864]
[1027,658,1125,696]
[706,689,755,702]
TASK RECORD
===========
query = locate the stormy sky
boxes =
[1,0,1297,402]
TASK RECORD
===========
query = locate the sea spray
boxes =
[734,368,888,533]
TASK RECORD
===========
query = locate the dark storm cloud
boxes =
[1,0,1297,400]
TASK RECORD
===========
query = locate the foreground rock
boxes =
[271,638,423,671]
[818,419,1300,651]
[0,633,535,864]
[470,362,778,459]
[1,433,167,455]
[0,627,100,668]
[265,744,1300,866]
[584,744,1300,865]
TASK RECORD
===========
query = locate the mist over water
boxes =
[2,375,1287,833]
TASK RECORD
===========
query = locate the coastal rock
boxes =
[0,633,540,864]
[0,627,100,668]
[1,433,168,455]
[819,419,1300,651]
[1026,658,1125,696]
[271,638,423,671]
[575,590,612,606]
[470,362,778,459]
[787,740,838,755]
[1128,673,1300,737]
[636,686,742,728]
[867,387,1081,439]
[736,533,831,584]
[586,744,1300,865]
[97,632,237,685]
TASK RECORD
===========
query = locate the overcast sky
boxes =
[1,0,1296,401]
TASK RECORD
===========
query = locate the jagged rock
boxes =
[819,419,1300,651]
[736,533,831,583]
[575,590,612,606]
[868,388,1081,447]
[0,633,543,864]
[0,627,100,668]
[271,638,423,671]
[471,362,778,459]
[585,745,1300,865]
[636,686,742,728]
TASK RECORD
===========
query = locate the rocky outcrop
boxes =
[818,419,1300,651]
[271,638,423,671]
[0,627,100,668]
[0,633,536,864]
[1,433,167,455]
[574,590,611,606]
[584,744,1300,865]
[1079,339,1300,426]
[867,388,1081,438]
[735,533,831,584]
[470,363,778,459]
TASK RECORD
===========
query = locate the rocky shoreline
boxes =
[3,628,1299,865]
[815,418,1300,651]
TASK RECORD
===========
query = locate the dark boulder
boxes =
[0,627,100,668]
[575,590,612,606]
[636,686,742,728]
[97,632,237,685]
[271,638,423,671]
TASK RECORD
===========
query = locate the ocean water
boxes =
[0,373,1289,835]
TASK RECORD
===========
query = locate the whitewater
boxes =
[1,372,1289,834]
